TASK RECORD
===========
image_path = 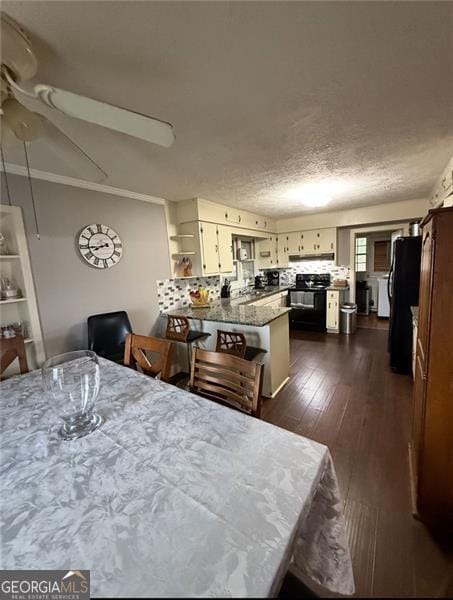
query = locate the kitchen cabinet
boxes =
[199,222,220,275]
[410,206,453,530]
[217,225,234,273]
[200,222,233,275]
[277,228,337,263]
[326,290,340,332]
[256,235,278,269]
[248,291,288,308]
[326,288,348,333]
[224,209,243,225]
[177,199,276,234]
[317,228,336,253]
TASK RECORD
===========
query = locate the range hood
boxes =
[288,252,335,261]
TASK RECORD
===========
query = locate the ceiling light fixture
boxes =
[280,180,351,209]
[301,195,332,208]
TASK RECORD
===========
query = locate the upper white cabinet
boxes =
[172,198,338,275]
[199,222,234,275]
[171,221,233,277]
[216,225,234,273]
[256,235,278,269]
[199,222,220,275]
[177,198,275,233]
[277,227,337,267]
[315,228,336,253]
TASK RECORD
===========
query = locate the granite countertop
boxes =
[166,286,291,327]
[230,285,290,306]
[326,286,350,291]
[168,301,291,327]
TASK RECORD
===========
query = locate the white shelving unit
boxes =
[0,205,45,376]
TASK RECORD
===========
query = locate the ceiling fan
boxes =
[0,12,175,182]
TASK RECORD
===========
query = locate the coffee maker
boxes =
[254,275,266,289]
[266,271,280,286]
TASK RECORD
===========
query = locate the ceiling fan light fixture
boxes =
[2,97,44,141]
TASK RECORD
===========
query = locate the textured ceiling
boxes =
[2,1,453,216]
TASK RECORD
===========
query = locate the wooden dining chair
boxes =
[189,347,263,417]
[215,330,266,362]
[0,336,29,377]
[124,333,174,383]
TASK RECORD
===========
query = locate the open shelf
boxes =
[172,252,197,256]
[0,255,20,259]
[0,297,27,305]
[170,234,195,240]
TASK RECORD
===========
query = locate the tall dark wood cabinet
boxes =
[411,206,453,529]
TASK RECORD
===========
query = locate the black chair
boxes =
[87,311,132,363]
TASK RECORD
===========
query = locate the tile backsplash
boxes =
[261,260,351,285]
[156,276,221,311]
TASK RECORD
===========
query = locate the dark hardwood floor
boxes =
[266,328,453,598]
[357,312,389,331]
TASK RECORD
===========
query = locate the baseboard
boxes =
[264,376,290,399]
[408,442,421,520]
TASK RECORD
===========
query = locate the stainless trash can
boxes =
[340,303,357,334]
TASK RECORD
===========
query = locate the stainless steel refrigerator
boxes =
[388,236,422,374]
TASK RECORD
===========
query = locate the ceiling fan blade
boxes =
[38,115,107,182]
[5,71,175,147]
[35,85,175,147]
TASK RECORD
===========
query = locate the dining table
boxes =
[0,357,355,597]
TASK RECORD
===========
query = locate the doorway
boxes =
[349,224,408,330]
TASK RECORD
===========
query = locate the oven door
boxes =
[290,291,316,309]
[289,290,327,330]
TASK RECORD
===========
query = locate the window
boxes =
[355,237,367,272]
[374,240,391,272]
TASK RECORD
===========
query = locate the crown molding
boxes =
[1,162,167,206]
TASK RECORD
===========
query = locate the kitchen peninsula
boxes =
[168,289,290,398]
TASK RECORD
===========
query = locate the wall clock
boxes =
[78,224,123,269]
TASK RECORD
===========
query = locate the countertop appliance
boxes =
[409,220,421,236]
[221,280,231,298]
[254,275,266,289]
[266,270,280,286]
[388,236,422,374]
[289,273,331,331]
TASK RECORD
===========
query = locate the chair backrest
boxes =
[0,336,29,377]
[166,315,190,342]
[124,333,174,382]
[215,330,247,358]
[87,311,132,361]
[189,348,263,417]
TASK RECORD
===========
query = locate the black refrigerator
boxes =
[388,236,422,374]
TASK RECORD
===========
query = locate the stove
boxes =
[289,273,331,331]
[294,273,331,290]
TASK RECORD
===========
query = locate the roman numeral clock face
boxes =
[78,224,123,269]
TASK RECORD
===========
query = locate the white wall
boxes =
[276,197,427,232]
[1,174,171,357]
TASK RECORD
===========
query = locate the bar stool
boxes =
[165,315,210,371]
[215,330,266,362]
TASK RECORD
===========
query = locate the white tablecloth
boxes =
[0,359,354,597]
